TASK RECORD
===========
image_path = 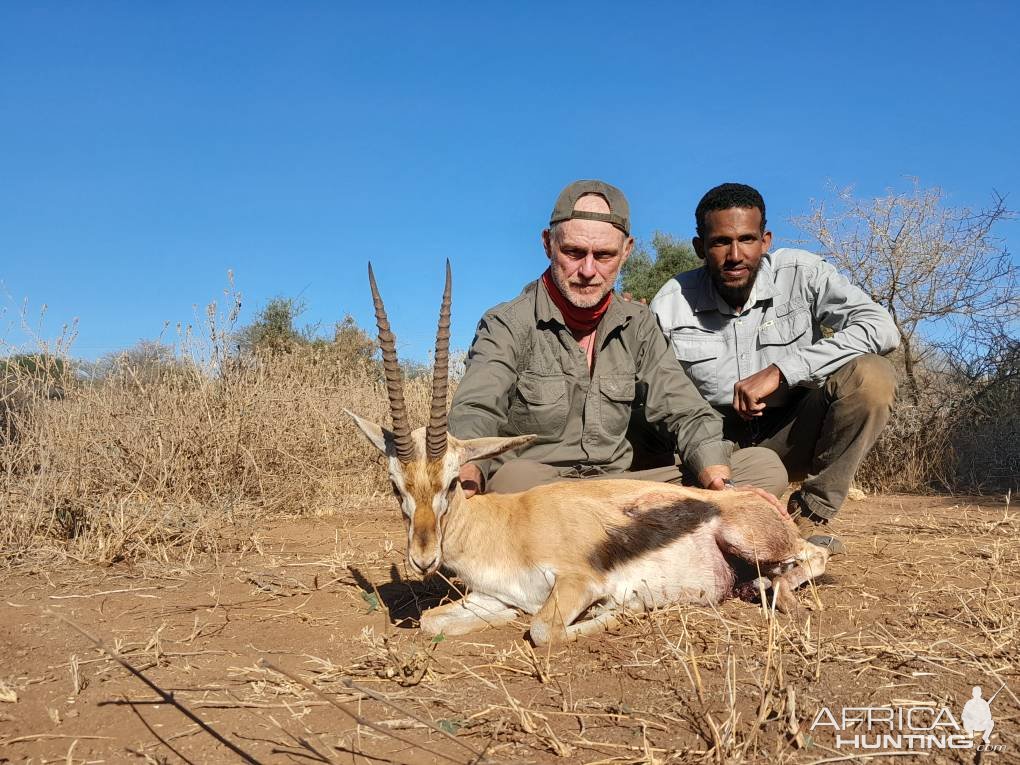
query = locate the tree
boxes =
[91,340,188,384]
[327,314,378,371]
[792,180,1018,403]
[235,297,312,356]
[619,232,700,303]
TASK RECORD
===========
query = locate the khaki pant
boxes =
[724,354,897,520]
[487,445,788,498]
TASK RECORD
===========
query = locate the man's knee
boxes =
[830,354,897,407]
[731,447,789,498]
[486,459,559,494]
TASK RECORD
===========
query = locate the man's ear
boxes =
[344,409,393,456]
[692,236,706,260]
[762,230,773,251]
[452,434,537,464]
[621,235,635,265]
[541,228,553,259]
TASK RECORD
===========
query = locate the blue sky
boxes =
[2,2,1018,361]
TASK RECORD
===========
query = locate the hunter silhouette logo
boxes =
[809,681,1009,752]
[962,684,1003,744]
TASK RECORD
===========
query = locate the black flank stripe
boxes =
[589,499,720,572]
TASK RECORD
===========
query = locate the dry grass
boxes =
[0,302,434,571]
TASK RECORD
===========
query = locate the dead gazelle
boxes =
[347,264,831,645]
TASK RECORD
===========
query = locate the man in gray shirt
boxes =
[650,183,899,537]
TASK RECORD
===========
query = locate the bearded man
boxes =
[449,179,787,500]
[650,183,899,541]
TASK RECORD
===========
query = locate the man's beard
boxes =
[550,267,612,308]
[709,262,760,309]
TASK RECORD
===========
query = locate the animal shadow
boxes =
[347,564,461,628]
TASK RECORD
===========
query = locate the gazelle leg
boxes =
[419,591,519,636]
[773,541,831,593]
[565,609,620,640]
[529,576,598,646]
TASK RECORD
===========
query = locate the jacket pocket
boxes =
[507,374,567,438]
[599,373,636,435]
[758,300,811,347]
[669,330,722,399]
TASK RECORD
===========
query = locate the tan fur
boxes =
[346,413,829,645]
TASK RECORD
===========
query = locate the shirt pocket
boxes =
[669,329,722,399]
[599,373,636,435]
[757,300,811,349]
[507,373,567,438]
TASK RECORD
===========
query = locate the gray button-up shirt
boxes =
[649,248,900,409]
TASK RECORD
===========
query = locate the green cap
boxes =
[549,179,630,236]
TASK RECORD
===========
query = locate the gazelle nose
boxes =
[411,553,439,574]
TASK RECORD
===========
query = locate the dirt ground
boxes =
[1,493,1017,765]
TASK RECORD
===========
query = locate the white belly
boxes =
[600,528,734,610]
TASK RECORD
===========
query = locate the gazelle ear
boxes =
[453,434,537,464]
[344,409,394,456]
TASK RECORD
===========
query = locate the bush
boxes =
[858,341,1020,494]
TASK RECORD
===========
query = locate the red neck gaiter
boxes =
[541,269,613,335]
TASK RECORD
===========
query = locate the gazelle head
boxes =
[346,262,533,576]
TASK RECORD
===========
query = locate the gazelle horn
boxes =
[367,263,414,463]
[426,260,452,461]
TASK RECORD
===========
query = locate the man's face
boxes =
[542,197,633,309]
[693,207,772,308]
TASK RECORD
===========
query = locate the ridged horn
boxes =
[367,263,414,463]
[426,260,452,461]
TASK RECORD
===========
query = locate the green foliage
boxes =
[619,232,700,303]
[235,297,315,356]
[361,590,380,612]
[1,353,67,383]
[235,297,381,369]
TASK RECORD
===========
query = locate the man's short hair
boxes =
[695,183,767,238]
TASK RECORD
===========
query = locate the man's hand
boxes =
[744,486,787,517]
[732,364,784,420]
[459,463,483,498]
[698,465,732,490]
[620,291,648,305]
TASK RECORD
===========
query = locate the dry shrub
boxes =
[858,351,1020,494]
[857,386,957,494]
[0,318,435,568]
[951,370,1020,490]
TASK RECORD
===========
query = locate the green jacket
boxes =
[449,278,733,482]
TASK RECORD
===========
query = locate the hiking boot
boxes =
[788,490,846,555]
